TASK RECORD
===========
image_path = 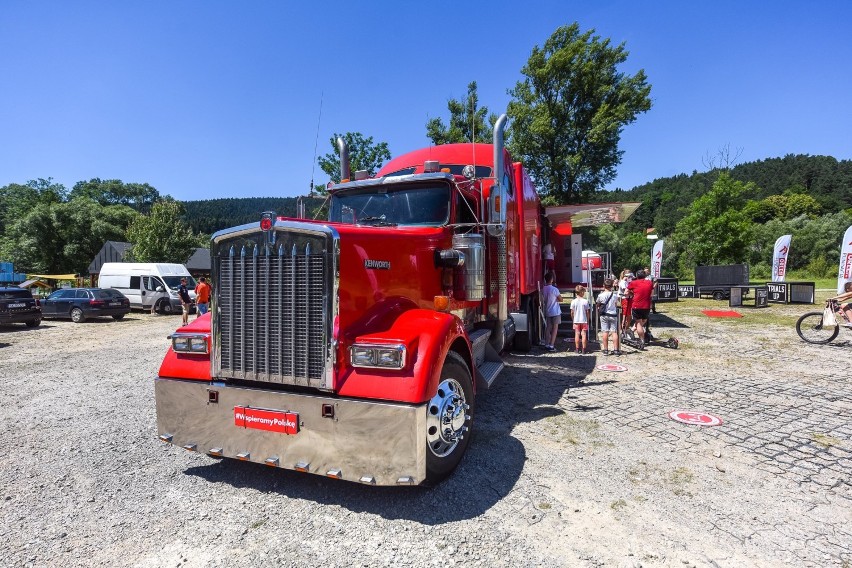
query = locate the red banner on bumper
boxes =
[234,406,299,435]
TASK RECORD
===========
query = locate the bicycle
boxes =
[796,298,852,344]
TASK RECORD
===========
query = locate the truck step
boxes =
[469,328,491,368]
[476,360,505,390]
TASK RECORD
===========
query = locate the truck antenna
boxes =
[309,91,324,197]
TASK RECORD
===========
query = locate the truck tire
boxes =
[712,290,725,301]
[425,351,474,485]
[70,307,85,323]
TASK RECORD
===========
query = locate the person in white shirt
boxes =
[570,285,591,354]
[543,242,555,272]
[596,278,621,355]
[541,272,562,351]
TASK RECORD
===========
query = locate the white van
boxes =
[99,263,197,314]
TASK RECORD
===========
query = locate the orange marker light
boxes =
[433,296,450,311]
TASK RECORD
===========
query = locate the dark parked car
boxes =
[41,288,131,323]
[0,287,42,327]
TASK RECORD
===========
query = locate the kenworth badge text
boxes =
[155,114,637,485]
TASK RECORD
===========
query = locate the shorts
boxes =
[546,315,561,328]
[573,323,588,331]
[632,308,650,321]
[600,314,618,332]
[197,302,209,315]
[182,303,190,315]
[545,259,555,271]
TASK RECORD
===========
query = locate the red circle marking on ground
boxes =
[668,410,723,426]
[596,364,628,372]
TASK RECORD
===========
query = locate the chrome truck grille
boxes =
[211,222,338,389]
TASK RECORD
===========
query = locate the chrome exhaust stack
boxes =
[337,136,351,181]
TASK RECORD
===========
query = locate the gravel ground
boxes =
[1,300,850,568]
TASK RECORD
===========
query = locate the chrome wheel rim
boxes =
[71,309,83,323]
[426,378,470,458]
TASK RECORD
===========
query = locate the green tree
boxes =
[507,23,652,203]
[426,81,496,145]
[69,178,160,213]
[674,172,756,271]
[126,200,199,263]
[0,178,67,235]
[316,132,391,191]
[57,198,138,273]
[3,197,136,273]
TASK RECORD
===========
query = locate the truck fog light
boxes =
[171,333,210,354]
[350,347,376,367]
[349,344,406,369]
[376,348,403,368]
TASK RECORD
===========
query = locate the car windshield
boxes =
[162,276,196,290]
[0,289,31,299]
[329,185,450,226]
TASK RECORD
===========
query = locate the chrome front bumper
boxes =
[155,378,426,486]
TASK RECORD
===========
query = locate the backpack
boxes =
[598,290,618,316]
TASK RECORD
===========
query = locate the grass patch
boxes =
[537,502,552,510]
[546,414,611,447]
[251,519,267,529]
[811,433,843,449]
[670,466,694,484]
[610,499,628,511]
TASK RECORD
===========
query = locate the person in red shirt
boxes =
[627,269,655,346]
[194,276,211,318]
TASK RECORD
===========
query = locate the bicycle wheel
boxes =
[796,312,839,344]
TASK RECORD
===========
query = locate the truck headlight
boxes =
[349,344,406,369]
[171,333,209,354]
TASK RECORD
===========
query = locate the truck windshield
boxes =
[162,276,197,290]
[329,185,450,226]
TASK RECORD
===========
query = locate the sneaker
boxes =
[602,350,609,355]
[576,349,582,354]
[613,350,622,356]
[546,345,555,351]
[584,349,591,354]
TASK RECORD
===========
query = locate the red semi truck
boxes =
[155,115,636,485]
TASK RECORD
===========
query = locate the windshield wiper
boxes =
[357,216,397,227]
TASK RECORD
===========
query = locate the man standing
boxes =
[627,270,654,347]
[644,265,658,314]
[195,277,210,318]
[178,277,192,326]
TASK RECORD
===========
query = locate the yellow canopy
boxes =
[27,274,78,280]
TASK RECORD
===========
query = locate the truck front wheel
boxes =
[425,351,474,484]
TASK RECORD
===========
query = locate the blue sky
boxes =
[2,1,850,202]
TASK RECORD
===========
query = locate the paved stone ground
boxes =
[493,298,851,566]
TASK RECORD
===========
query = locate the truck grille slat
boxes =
[215,230,332,388]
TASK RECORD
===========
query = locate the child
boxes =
[541,272,562,351]
[595,278,621,355]
[571,285,591,354]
